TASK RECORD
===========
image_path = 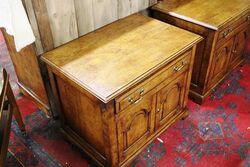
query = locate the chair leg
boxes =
[6,82,26,132]
[12,106,26,132]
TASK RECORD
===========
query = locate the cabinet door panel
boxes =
[117,92,156,163]
[209,38,234,85]
[155,74,186,129]
[230,27,249,66]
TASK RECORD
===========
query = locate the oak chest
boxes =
[152,0,250,104]
[41,14,202,166]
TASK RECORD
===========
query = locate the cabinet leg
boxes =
[181,108,189,120]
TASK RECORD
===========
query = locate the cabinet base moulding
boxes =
[60,109,189,167]
[189,58,244,104]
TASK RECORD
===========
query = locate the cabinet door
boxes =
[155,74,186,129]
[116,92,156,163]
[230,27,249,67]
[210,39,234,84]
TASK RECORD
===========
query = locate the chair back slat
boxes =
[0,69,12,167]
[0,105,12,166]
[0,68,25,166]
[0,69,9,121]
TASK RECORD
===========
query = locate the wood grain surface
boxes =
[74,0,95,36]
[42,14,202,103]
[45,0,78,47]
[31,0,54,52]
[23,0,157,54]
[153,0,250,29]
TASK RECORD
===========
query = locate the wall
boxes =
[23,0,157,55]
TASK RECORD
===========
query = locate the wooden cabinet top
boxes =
[42,14,202,103]
[152,0,250,30]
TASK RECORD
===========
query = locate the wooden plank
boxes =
[118,0,139,19]
[149,0,157,6]
[24,0,44,55]
[31,0,54,52]
[27,0,156,52]
[2,29,50,115]
[119,0,154,19]
[74,0,95,36]
[45,0,79,47]
[138,0,149,11]
[93,0,118,29]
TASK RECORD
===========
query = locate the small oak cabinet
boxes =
[42,14,202,166]
[151,0,250,104]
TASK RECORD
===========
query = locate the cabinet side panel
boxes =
[56,76,105,156]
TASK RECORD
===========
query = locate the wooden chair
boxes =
[0,68,26,167]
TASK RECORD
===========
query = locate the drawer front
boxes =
[217,12,250,46]
[155,72,187,129]
[116,92,156,163]
[116,50,192,113]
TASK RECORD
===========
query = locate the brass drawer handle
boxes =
[128,97,134,104]
[139,88,145,96]
[173,60,189,72]
[247,15,250,21]
[128,89,144,105]
[223,28,233,38]
[232,50,237,53]
[223,31,229,38]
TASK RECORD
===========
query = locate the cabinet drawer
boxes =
[115,50,192,113]
[217,12,250,46]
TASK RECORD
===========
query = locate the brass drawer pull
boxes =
[223,31,229,38]
[247,15,250,21]
[139,88,145,96]
[223,28,233,38]
[173,60,189,72]
[128,97,134,104]
[232,50,237,53]
[128,89,144,105]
